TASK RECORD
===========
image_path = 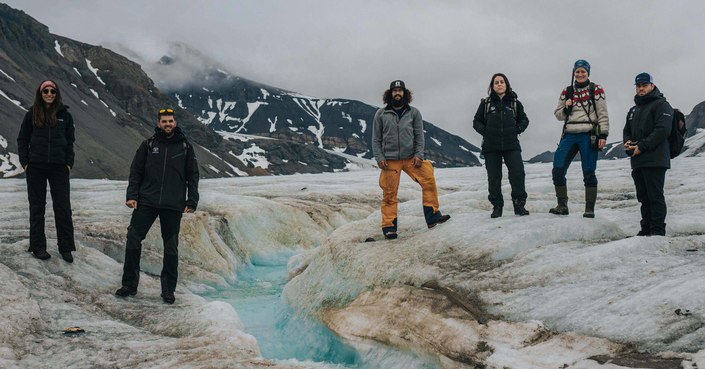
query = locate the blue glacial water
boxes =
[203,251,442,369]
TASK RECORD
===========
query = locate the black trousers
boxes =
[25,163,75,252]
[121,205,182,293]
[484,150,527,207]
[631,167,667,236]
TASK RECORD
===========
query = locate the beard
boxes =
[392,94,407,108]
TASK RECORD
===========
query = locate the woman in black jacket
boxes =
[472,73,529,218]
[16,80,76,262]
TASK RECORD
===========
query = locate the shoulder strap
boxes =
[483,98,490,119]
[511,99,517,119]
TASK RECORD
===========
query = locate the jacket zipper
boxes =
[500,101,504,152]
[158,144,168,206]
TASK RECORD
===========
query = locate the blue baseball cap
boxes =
[573,59,591,76]
[634,72,654,85]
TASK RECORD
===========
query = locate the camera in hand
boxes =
[625,141,638,157]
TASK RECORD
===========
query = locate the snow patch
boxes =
[459,145,470,152]
[293,98,326,148]
[85,59,106,85]
[81,100,88,106]
[174,93,186,109]
[289,127,299,132]
[54,40,64,57]
[73,67,82,76]
[431,137,442,146]
[207,164,221,173]
[260,89,270,100]
[230,144,270,169]
[341,112,352,123]
[0,67,15,82]
[216,131,276,142]
[89,88,99,99]
[198,111,217,125]
[358,119,367,133]
[268,117,277,133]
[0,89,27,111]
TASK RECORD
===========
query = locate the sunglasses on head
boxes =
[42,88,56,95]
[159,108,174,114]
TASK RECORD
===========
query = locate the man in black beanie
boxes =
[623,73,672,236]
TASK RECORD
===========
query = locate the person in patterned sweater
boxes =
[550,59,609,218]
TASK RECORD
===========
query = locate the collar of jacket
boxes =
[153,126,186,143]
[489,90,517,102]
[634,86,664,106]
[384,103,409,112]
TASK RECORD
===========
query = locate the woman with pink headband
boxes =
[16,80,77,263]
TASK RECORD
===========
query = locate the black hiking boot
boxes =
[583,187,597,218]
[60,251,74,263]
[428,214,451,228]
[549,186,569,215]
[491,206,503,218]
[115,286,137,297]
[32,250,51,260]
[161,291,176,304]
[512,200,529,216]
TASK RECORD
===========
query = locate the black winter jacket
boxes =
[126,127,199,212]
[472,91,529,154]
[623,87,672,169]
[17,105,75,168]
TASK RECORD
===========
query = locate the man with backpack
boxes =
[115,108,199,303]
[551,59,610,218]
[623,73,675,237]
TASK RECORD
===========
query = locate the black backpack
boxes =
[668,108,687,158]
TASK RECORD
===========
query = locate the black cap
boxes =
[634,72,654,85]
[390,80,405,90]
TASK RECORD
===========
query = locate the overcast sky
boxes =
[6,0,705,156]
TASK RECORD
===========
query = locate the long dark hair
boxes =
[31,80,63,128]
[382,88,413,105]
[487,73,512,95]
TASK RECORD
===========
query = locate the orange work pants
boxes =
[379,158,439,228]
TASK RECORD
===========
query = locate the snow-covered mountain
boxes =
[0,4,470,179]
[140,43,482,169]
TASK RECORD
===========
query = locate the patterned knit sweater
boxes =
[554,82,609,138]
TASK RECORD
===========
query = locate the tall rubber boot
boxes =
[583,186,597,218]
[549,186,569,215]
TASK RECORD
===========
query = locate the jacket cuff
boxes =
[185,200,197,210]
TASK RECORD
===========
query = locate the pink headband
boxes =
[39,80,57,91]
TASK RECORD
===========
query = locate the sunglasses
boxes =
[42,88,56,95]
[159,108,174,114]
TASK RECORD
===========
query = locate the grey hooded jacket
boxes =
[372,105,424,162]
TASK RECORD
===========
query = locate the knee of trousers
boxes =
[582,171,598,187]
[126,226,145,250]
[552,167,567,186]
[164,234,179,255]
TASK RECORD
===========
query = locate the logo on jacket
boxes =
[151,146,159,154]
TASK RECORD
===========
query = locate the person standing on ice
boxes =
[115,108,199,304]
[472,73,530,218]
[17,80,76,263]
[550,59,609,218]
[623,73,673,237]
[371,80,451,240]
